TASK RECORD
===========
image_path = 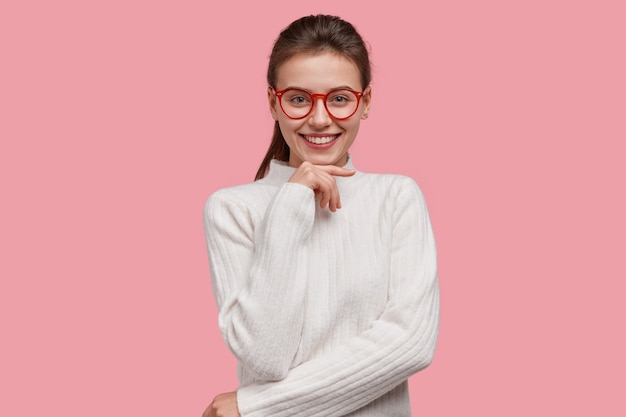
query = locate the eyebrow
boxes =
[282,85,358,92]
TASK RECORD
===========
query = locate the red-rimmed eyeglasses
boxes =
[272,87,364,120]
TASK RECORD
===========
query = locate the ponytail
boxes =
[254,122,290,180]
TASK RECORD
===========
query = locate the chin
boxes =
[308,153,346,166]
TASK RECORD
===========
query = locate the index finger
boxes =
[316,165,356,177]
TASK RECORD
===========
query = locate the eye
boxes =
[282,90,311,107]
[290,95,309,104]
[328,92,353,105]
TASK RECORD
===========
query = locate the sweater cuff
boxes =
[237,384,275,417]
[261,182,315,242]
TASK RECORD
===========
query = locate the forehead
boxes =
[275,52,362,91]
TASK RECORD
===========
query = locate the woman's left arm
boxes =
[235,178,440,417]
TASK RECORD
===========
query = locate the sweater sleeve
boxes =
[236,178,440,417]
[204,182,315,381]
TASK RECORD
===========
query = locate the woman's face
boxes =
[269,52,371,168]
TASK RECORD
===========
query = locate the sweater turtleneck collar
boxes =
[261,156,359,185]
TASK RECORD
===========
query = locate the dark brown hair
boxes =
[254,15,372,180]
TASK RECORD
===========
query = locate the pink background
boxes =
[1,0,625,415]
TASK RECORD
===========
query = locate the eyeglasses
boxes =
[272,87,364,120]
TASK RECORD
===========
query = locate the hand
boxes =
[288,161,356,212]
[202,391,240,417]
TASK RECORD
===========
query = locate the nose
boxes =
[307,97,332,127]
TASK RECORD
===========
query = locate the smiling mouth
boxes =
[300,134,340,145]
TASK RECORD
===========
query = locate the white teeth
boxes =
[303,135,337,144]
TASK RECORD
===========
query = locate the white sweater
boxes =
[203,159,439,416]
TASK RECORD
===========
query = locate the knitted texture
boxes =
[204,159,439,416]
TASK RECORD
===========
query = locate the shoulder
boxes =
[204,180,275,221]
[206,182,256,206]
[206,176,282,207]
[355,171,426,202]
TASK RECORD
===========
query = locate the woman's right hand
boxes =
[288,161,355,212]
[202,391,240,417]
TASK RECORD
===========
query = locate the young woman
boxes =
[203,15,439,417]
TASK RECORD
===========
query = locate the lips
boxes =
[300,134,340,145]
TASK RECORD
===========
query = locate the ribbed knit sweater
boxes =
[203,159,439,416]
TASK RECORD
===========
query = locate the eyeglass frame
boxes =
[271,87,365,121]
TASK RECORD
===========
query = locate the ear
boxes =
[361,86,372,120]
[268,87,278,120]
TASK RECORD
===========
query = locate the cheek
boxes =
[341,119,361,135]
[277,118,302,136]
